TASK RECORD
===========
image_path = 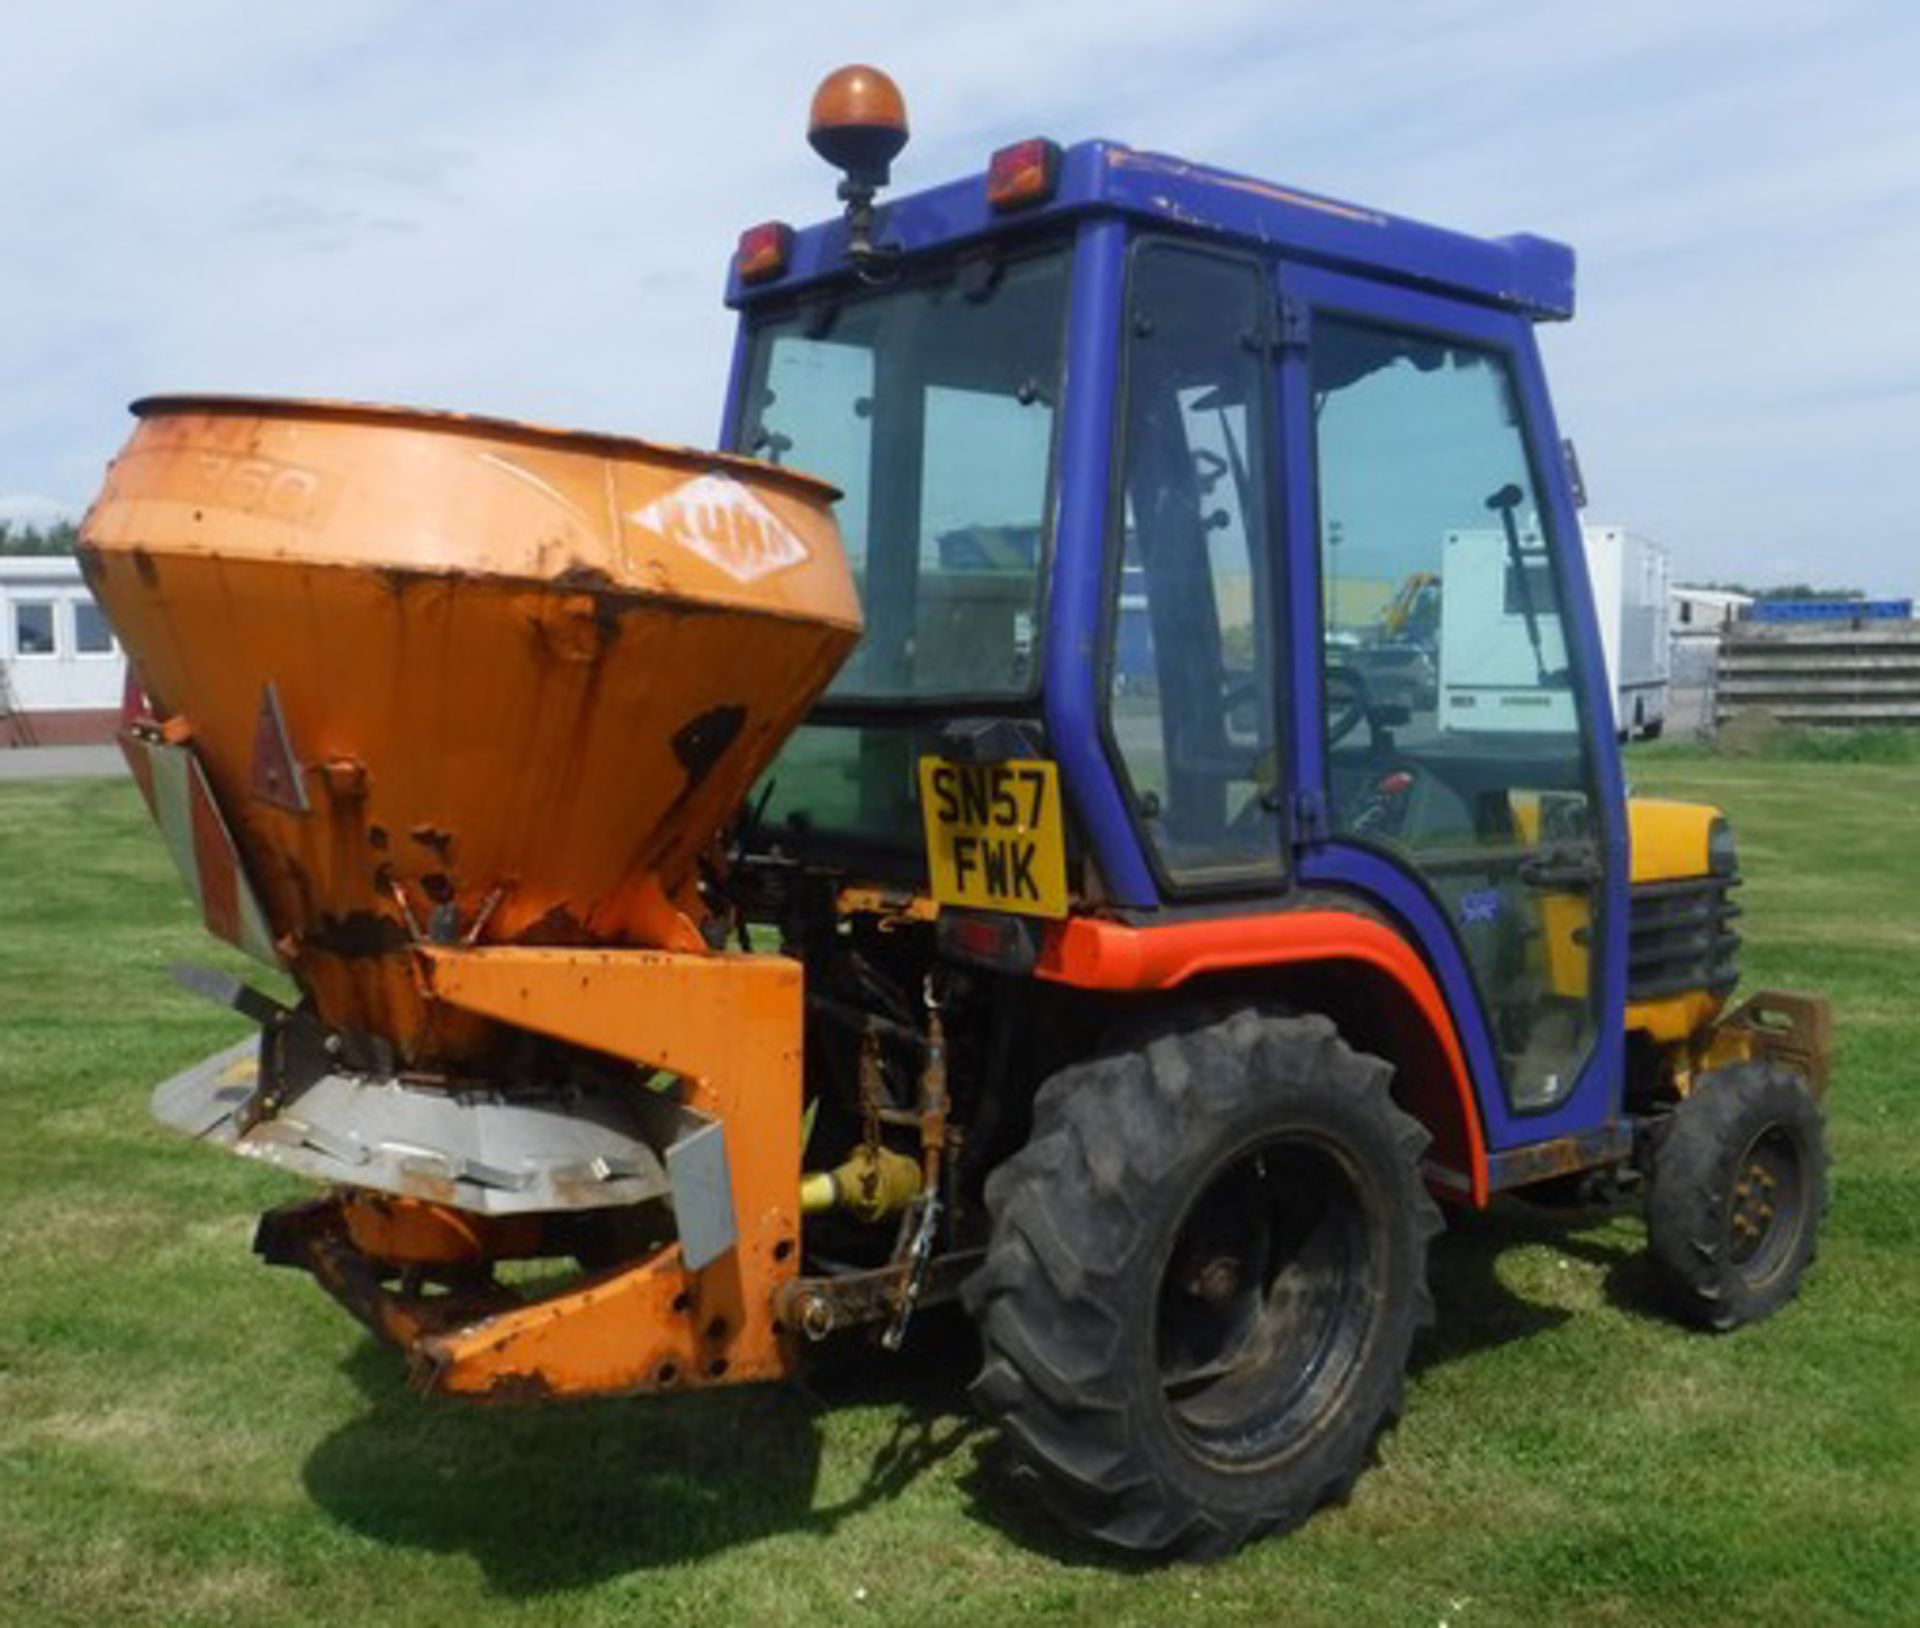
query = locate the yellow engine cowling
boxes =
[1624,799,1737,1047]
[1512,795,1737,1051]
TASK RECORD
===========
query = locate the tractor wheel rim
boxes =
[1154,1135,1378,1469]
[1726,1123,1805,1284]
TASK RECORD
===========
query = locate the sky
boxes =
[5,0,1916,590]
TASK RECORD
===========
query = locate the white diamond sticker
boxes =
[625,473,810,583]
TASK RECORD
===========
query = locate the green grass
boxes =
[3,767,1918,1626]
[1637,724,1920,764]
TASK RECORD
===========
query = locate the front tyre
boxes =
[1646,1060,1829,1330]
[964,1010,1440,1558]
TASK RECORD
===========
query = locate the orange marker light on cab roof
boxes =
[735,220,793,284]
[808,65,909,186]
[987,138,1062,211]
[807,66,911,277]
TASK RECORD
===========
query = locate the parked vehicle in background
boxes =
[1584,525,1670,739]
[1437,520,1579,735]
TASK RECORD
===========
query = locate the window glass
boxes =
[73,599,114,654]
[1107,244,1281,884]
[758,720,946,855]
[740,249,1067,701]
[1313,316,1596,1111]
[757,338,873,570]
[12,602,54,656]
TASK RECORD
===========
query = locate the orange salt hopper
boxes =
[84,397,858,1060]
[80,396,860,1396]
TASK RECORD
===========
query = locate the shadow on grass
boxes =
[301,1313,982,1596]
[1417,1195,1671,1373]
[303,1205,1676,1586]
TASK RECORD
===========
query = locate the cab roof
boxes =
[725,139,1574,320]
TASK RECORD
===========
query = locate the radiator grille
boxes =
[1627,874,1741,1002]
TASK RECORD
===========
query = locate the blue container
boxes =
[1747,598,1912,624]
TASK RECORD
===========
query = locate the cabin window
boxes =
[73,599,115,655]
[12,601,55,657]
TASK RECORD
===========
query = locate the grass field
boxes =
[2,757,1916,1626]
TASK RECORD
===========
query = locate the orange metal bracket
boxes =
[413,945,803,1397]
[1037,913,1489,1206]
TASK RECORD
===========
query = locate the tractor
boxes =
[81,66,1832,1558]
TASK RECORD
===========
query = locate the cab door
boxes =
[1276,263,1627,1149]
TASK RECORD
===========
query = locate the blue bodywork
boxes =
[724,141,1574,319]
[721,142,1625,1161]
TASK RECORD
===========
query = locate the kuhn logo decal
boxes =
[626,474,809,583]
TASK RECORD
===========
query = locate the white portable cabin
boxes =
[1436,523,1669,739]
[1670,586,1751,641]
[1582,525,1671,739]
[0,555,126,745]
[1437,524,1579,735]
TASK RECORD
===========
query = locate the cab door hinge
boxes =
[1288,787,1329,851]
[1273,295,1310,355]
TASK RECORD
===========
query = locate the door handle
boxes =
[1518,848,1601,892]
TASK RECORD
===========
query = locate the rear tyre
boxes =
[1646,1061,1828,1331]
[964,1010,1439,1558]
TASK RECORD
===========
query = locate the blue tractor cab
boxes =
[720,68,1831,1556]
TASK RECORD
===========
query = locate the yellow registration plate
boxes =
[918,757,1068,919]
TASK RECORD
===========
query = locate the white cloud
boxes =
[4,0,1915,588]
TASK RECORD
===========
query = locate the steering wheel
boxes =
[1220,676,1264,733]
[1324,664,1371,747]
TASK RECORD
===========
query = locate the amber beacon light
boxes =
[807,64,910,277]
[808,64,909,188]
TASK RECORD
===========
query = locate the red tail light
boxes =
[987,138,1061,211]
[937,909,1041,973]
[735,221,794,284]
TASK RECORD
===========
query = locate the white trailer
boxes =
[1435,523,1669,740]
[1437,525,1579,735]
[1582,524,1670,739]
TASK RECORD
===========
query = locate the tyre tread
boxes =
[1646,1059,1829,1332]
[965,1007,1438,1557]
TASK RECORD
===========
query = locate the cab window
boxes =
[1312,314,1598,1111]
[1106,242,1282,886]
